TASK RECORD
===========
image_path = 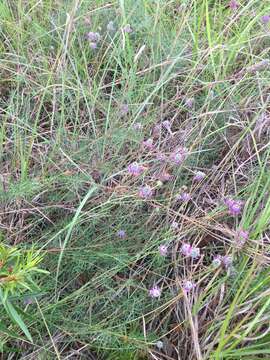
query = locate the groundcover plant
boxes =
[0,0,270,359]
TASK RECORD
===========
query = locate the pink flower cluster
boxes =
[212,255,233,269]
[127,162,145,176]
[169,146,188,165]
[224,198,244,216]
[181,243,200,259]
[176,192,191,202]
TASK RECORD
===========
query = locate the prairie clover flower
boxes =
[193,171,206,181]
[229,0,239,10]
[156,152,167,161]
[127,162,145,176]
[123,24,133,33]
[158,245,168,257]
[190,247,200,259]
[181,243,200,259]
[261,15,270,24]
[176,192,191,202]
[183,280,195,292]
[235,229,249,246]
[170,147,188,165]
[133,122,143,131]
[185,98,194,108]
[171,221,179,230]
[222,255,233,269]
[139,185,153,199]
[86,31,101,43]
[149,285,161,298]
[155,341,164,349]
[224,198,244,216]
[142,138,154,150]
[117,229,126,238]
[212,255,222,268]
[107,21,115,32]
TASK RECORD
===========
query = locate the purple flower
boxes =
[139,185,153,199]
[176,192,191,202]
[181,243,192,256]
[171,221,179,230]
[222,255,233,269]
[185,98,194,108]
[107,21,115,32]
[212,255,222,268]
[193,171,206,181]
[149,285,161,298]
[127,162,145,176]
[235,229,249,246]
[224,198,244,216]
[142,138,154,150]
[190,247,200,259]
[86,31,101,42]
[89,42,97,49]
[117,229,126,238]
[229,0,239,10]
[120,103,129,116]
[170,147,188,165]
[156,152,167,161]
[133,122,143,131]
[123,24,132,33]
[162,120,172,134]
[182,280,195,292]
[158,245,168,257]
[261,15,270,24]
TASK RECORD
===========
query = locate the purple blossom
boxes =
[133,122,143,131]
[127,162,145,176]
[89,42,97,49]
[171,221,179,230]
[182,280,195,292]
[185,98,194,108]
[212,255,222,268]
[193,171,206,181]
[123,24,133,33]
[222,255,233,269]
[149,285,161,298]
[181,243,192,256]
[156,152,167,161]
[169,147,188,165]
[190,247,200,259]
[117,229,126,238]
[176,192,191,202]
[158,245,168,257]
[261,15,270,24]
[235,229,249,246]
[139,185,153,199]
[86,31,101,42]
[107,21,115,32]
[224,198,244,216]
[229,0,239,10]
[142,138,154,150]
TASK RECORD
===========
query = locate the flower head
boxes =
[185,98,194,108]
[127,162,145,176]
[142,138,154,150]
[149,285,161,298]
[139,185,153,199]
[183,280,195,292]
[224,198,244,216]
[222,255,233,269]
[162,120,171,131]
[158,245,168,257]
[133,122,143,131]
[261,15,270,24]
[176,192,191,202]
[212,255,222,268]
[235,229,249,247]
[193,171,206,182]
[190,247,200,259]
[181,243,192,256]
[86,31,101,42]
[171,221,179,230]
[89,42,97,49]
[123,24,132,33]
[170,147,188,165]
[156,152,167,161]
[107,21,115,32]
[117,229,126,238]
[229,0,239,10]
